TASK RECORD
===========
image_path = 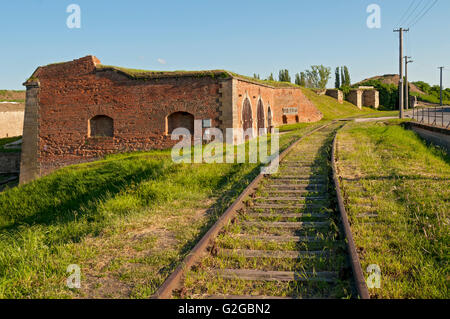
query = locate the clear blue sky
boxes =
[1,0,449,90]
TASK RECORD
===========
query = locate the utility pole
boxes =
[394,28,409,118]
[438,67,444,106]
[404,56,413,110]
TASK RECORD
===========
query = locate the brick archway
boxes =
[257,99,265,135]
[242,98,253,136]
[167,111,194,135]
[267,106,273,131]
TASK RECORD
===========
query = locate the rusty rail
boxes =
[152,122,333,299]
[331,131,370,299]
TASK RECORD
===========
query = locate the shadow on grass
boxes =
[0,158,171,233]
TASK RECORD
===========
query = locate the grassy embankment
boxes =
[336,120,449,298]
[279,88,389,132]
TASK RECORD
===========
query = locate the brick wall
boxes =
[233,79,322,142]
[20,56,322,182]
[21,56,224,181]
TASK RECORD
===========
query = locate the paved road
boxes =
[406,107,450,128]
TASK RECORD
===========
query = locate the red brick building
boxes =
[20,56,322,183]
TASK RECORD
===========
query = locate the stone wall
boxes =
[362,90,379,109]
[0,109,24,138]
[325,89,343,104]
[347,90,363,109]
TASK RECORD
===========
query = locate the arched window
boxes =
[282,115,288,124]
[257,99,265,135]
[89,115,113,137]
[167,111,194,135]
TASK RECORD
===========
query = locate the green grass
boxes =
[0,124,321,298]
[301,89,376,121]
[410,91,450,106]
[95,65,299,88]
[336,120,449,298]
[354,110,399,118]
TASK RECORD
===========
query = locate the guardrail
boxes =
[412,105,449,129]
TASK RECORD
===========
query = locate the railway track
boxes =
[154,121,368,299]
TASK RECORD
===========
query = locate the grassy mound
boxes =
[302,88,375,120]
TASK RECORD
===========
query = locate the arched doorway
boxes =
[89,115,114,137]
[267,106,273,133]
[242,98,253,139]
[257,99,265,135]
[167,111,194,135]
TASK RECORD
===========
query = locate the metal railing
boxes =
[412,105,449,129]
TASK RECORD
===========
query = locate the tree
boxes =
[267,73,274,81]
[343,66,351,86]
[341,67,345,87]
[278,69,291,83]
[304,65,331,89]
[412,81,431,94]
[335,67,340,89]
[295,73,301,85]
[300,72,306,87]
[253,73,260,80]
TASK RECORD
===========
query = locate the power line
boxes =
[401,0,425,26]
[408,0,439,28]
[407,0,430,25]
[397,0,417,27]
